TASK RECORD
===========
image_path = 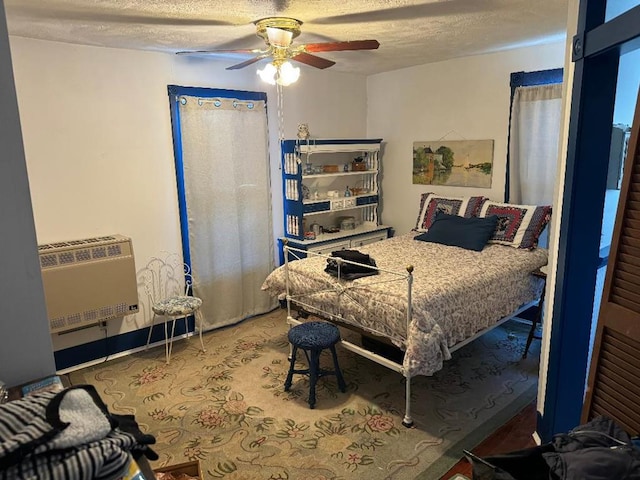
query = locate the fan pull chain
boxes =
[277,82,285,142]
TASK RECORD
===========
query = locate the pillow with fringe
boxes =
[415,193,486,232]
[478,201,552,249]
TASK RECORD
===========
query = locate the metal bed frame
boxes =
[282,243,536,427]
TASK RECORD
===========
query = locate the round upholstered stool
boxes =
[285,321,347,408]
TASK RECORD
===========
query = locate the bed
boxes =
[262,196,551,426]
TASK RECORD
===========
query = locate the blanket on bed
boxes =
[262,233,548,377]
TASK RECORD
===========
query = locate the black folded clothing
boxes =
[331,249,372,265]
[325,249,378,279]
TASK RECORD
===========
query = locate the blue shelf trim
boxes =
[356,195,378,206]
[281,139,383,153]
[303,202,331,214]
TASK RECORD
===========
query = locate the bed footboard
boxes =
[283,244,416,426]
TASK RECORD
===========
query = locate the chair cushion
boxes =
[152,296,202,316]
[288,321,341,349]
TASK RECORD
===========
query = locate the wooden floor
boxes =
[440,401,538,479]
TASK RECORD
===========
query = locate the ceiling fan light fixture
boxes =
[266,27,293,47]
[277,61,300,86]
[182,15,379,76]
[257,60,300,86]
[257,62,277,85]
[255,17,302,44]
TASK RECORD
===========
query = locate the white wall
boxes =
[367,42,566,234]
[0,1,56,387]
[8,36,367,357]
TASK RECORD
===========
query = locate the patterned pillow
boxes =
[478,201,552,249]
[415,193,486,232]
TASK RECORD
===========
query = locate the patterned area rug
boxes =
[69,309,540,480]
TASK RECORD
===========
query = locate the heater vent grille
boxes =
[39,237,127,270]
[39,234,139,333]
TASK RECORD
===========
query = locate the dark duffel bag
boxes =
[464,416,640,480]
[464,445,554,480]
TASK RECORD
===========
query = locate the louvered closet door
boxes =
[582,88,640,435]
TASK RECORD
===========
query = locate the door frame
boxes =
[539,2,640,440]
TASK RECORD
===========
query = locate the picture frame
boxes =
[413,139,494,188]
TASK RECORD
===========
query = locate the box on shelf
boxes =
[153,460,202,479]
[322,164,340,173]
[351,161,367,171]
[340,216,356,230]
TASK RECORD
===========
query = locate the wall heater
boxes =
[38,234,139,333]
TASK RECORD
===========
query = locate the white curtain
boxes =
[509,84,563,206]
[178,95,276,330]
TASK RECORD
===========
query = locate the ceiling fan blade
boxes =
[303,40,380,53]
[291,52,335,70]
[176,48,265,56]
[226,55,271,70]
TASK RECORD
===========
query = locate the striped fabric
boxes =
[0,385,148,480]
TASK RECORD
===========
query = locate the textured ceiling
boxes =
[4,0,569,75]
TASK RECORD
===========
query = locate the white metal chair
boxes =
[141,253,206,364]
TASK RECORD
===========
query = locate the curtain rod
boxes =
[178,96,261,110]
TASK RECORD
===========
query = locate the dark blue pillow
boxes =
[414,211,498,251]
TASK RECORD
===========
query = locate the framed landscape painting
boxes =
[412,139,494,188]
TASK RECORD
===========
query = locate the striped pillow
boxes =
[415,193,486,232]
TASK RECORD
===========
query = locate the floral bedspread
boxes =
[261,233,548,377]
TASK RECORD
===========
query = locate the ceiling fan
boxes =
[176,16,380,79]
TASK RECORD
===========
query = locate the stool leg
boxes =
[308,349,320,409]
[330,346,347,393]
[284,346,298,392]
